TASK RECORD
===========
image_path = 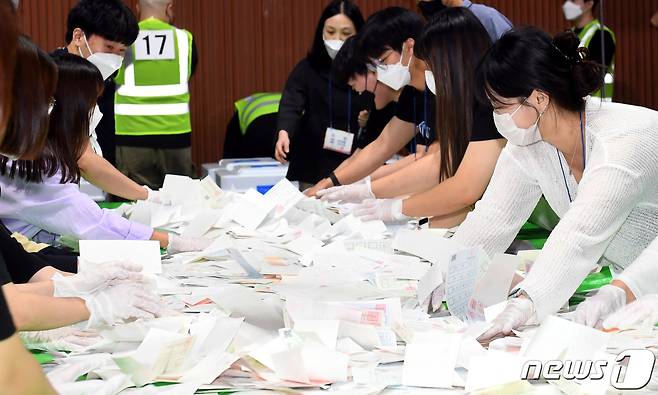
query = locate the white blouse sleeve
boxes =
[617,236,658,299]
[452,145,543,260]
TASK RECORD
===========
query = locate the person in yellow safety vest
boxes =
[562,0,616,101]
[224,93,282,159]
[114,0,198,190]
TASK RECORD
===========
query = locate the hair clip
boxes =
[575,47,590,63]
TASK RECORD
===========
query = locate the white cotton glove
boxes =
[143,185,172,205]
[316,177,375,203]
[53,261,145,297]
[352,199,409,222]
[478,297,535,342]
[167,234,213,255]
[602,294,658,330]
[574,284,626,328]
[20,327,102,352]
[83,283,164,329]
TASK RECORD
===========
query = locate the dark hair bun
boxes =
[553,30,607,98]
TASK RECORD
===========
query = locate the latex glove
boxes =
[83,283,164,329]
[574,284,626,328]
[53,261,145,297]
[478,297,535,342]
[352,199,409,222]
[167,234,213,255]
[602,294,658,330]
[143,186,171,205]
[21,327,102,352]
[316,177,375,203]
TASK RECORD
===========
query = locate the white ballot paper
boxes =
[182,210,222,238]
[162,174,203,206]
[465,350,527,393]
[402,331,462,389]
[79,240,162,274]
[417,262,444,305]
[113,328,194,386]
[445,247,485,321]
[468,253,519,320]
[521,315,610,363]
[392,229,461,266]
[264,178,304,218]
[228,189,272,230]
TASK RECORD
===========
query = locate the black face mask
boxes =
[417,0,447,19]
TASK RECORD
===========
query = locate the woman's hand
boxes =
[274,130,291,164]
[358,110,370,129]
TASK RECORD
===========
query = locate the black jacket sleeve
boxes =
[276,60,309,139]
[0,226,76,284]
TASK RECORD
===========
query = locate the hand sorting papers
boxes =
[35,176,658,395]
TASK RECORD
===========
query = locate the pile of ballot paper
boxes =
[29,176,658,395]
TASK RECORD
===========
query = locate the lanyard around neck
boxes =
[328,76,352,132]
[557,111,586,203]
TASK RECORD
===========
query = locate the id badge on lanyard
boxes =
[323,127,354,154]
[323,78,353,155]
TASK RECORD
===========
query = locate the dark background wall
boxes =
[16,0,658,169]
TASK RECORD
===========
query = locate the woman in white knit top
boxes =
[452,26,658,340]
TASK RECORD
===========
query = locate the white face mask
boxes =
[90,105,103,134]
[562,1,583,21]
[376,44,412,91]
[492,101,546,146]
[324,39,344,60]
[79,34,124,81]
[425,70,436,95]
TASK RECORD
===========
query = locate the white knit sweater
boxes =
[453,99,658,319]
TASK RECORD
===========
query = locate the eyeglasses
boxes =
[47,97,56,115]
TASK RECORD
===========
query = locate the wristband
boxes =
[328,172,341,187]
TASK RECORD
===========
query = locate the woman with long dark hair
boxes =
[274,0,365,190]
[446,26,658,339]
[0,38,162,340]
[0,51,207,254]
[0,3,57,393]
[324,8,505,227]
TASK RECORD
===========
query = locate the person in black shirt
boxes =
[55,0,154,202]
[298,35,400,193]
[274,0,366,190]
[322,8,507,228]
[307,7,432,196]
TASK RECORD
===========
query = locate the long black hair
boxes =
[415,8,492,182]
[1,35,57,161]
[1,52,103,183]
[0,0,18,137]
[306,0,364,71]
[476,26,606,113]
